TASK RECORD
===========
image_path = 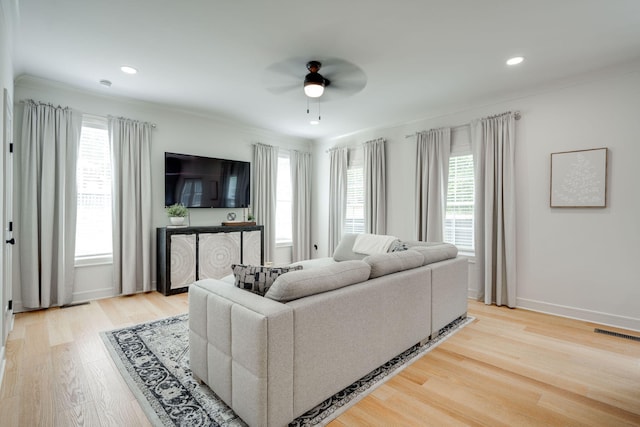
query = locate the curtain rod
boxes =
[404,110,521,139]
[325,137,386,153]
[19,100,157,128]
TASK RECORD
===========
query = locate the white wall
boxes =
[312,65,640,331]
[0,0,16,390]
[12,76,311,309]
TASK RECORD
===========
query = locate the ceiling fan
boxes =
[264,57,367,101]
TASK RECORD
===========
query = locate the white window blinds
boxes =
[444,154,474,252]
[345,148,365,234]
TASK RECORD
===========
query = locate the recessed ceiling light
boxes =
[120,65,138,74]
[310,120,320,125]
[506,56,524,66]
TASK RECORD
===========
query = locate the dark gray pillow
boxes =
[231,264,303,296]
[389,239,409,252]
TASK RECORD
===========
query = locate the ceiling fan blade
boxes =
[265,83,300,95]
[263,57,308,96]
[264,57,307,79]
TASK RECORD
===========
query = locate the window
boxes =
[444,154,474,253]
[275,152,292,245]
[75,117,113,261]
[344,154,365,234]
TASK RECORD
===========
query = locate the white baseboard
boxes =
[13,286,116,313]
[71,287,117,304]
[516,297,640,332]
[467,288,480,300]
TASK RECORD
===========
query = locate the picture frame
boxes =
[550,147,608,208]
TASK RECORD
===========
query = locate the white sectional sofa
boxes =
[189,235,468,427]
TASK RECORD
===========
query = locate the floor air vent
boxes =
[594,328,640,342]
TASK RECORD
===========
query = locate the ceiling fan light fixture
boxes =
[304,74,325,98]
[304,83,324,98]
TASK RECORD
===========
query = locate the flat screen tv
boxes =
[164,152,250,208]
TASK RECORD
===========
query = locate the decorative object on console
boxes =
[226,212,236,221]
[166,203,188,226]
[550,147,608,208]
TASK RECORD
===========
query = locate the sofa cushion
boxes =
[265,260,371,302]
[408,243,459,265]
[332,233,366,261]
[363,250,425,279]
[231,264,303,296]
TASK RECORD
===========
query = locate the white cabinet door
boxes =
[242,230,262,266]
[170,234,196,289]
[199,232,241,279]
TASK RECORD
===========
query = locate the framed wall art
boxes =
[550,147,608,208]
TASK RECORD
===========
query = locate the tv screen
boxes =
[164,152,250,208]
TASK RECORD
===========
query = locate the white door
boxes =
[3,88,13,342]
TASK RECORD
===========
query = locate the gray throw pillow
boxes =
[332,233,367,261]
[231,264,303,296]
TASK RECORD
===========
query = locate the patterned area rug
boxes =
[101,314,473,427]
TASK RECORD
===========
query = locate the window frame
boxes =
[275,150,293,247]
[74,115,113,265]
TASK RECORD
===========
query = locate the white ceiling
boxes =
[13,0,640,140]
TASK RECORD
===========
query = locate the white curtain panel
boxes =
[363,138,386,234]
[109,117,152,295]
[19,101,81,308]
[290,150,312,262]
[415,128,451,241]
[328,147,348,254]
[253,143,278,263]
[471,112,517,307]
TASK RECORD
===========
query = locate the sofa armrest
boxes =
[189,279,294,427]
[429,257,469,336]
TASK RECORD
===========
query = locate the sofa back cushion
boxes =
[408,243,459,265]
[363,250,425,279]
[265,260,371,302]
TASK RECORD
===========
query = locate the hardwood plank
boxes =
[54,401,102,427]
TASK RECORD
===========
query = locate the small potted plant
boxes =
[166,203,188,226]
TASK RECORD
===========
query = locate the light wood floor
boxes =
[0,294,638,427]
